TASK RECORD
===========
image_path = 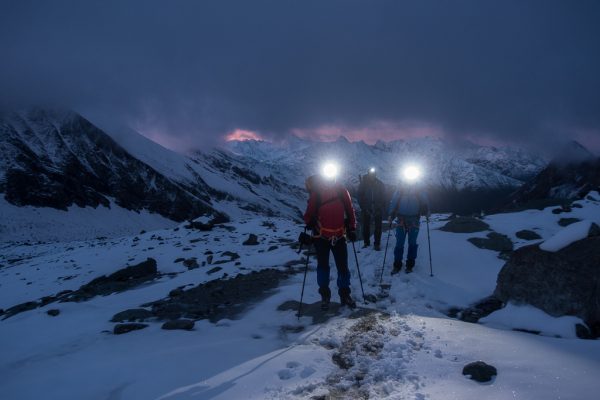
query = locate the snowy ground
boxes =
[1,195,600,399]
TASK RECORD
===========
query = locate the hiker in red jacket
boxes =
[303,171,358,310]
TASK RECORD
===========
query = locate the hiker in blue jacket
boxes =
[388,175,430,274]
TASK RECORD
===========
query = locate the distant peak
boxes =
[552,140,595,165]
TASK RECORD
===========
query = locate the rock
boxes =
[67,258,158,302]
[267,245,279,251]
[558,217,581,227]
[460,296,504,323]
[183,258,199,270]
[207,267,222,275]
[516,229,542,240]
[2,301,39,319]
[206,255,213,264]
[162,319,195,330]
[114,323,148,335]
[221,251,240,260]
[462,361,497,382]
[174,257,185,263]
[575,323,593,339]
[185,221,214,231]
[440,217,490,233]
[243,234,259,246]
[47,309,60,317]
[111,308,153,322]
[468,232,513,253]
[495,236,600,337]
[169,288,185,297]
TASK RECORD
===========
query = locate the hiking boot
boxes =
[338,288,357,309]
[406,259,415,273]
[319,287,331,310]
[373,243,381,251]
[391,260,402,275]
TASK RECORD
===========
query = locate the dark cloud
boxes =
[1,0,599,152]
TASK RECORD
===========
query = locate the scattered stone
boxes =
[204,250,214,255]
[235,261,241,266]
[221,251,240,260]
[183,258,199,270]
[185,221,213,231]
[551,208,563,214]
[243,234,260,246]
[174,258,185,263]
[463,361,497,382]
[47,309,60,317]
[558,217,581,227]
[206,255,213,264]
[516,230,542,240]
[207,267,222,275]
[114,323,148,335]
[440,217,490,233]
[280,325,305,334]
[267,245,279,251]
[495,236,600,338]
[162,319,195,330]
[111,308,154,322]
[468,232,513,253]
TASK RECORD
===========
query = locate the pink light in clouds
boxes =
[291,121,444,144]
[225,129,263,142]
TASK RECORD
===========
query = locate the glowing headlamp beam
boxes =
[402,165,422,182]
[322,162,340,179]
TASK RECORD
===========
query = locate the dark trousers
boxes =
[361,209,382,245]
[314,237,351,290]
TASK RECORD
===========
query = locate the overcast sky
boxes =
[1,0,599,153]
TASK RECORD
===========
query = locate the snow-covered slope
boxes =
[1,196,599,399]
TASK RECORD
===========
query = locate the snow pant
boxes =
[314,236,351,291]
[361,209,382,245]
[393,216,420,264]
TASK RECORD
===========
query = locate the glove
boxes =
[347,230,357,242]
[298,231,313,246]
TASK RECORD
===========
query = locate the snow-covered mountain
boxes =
[0,109,216,222]
[227,135,547,191]
[506,141,600,208]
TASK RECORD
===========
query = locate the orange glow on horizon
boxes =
[225,129,262,142]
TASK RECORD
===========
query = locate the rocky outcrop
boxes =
[463,361,497,383]
[494,229,600,337]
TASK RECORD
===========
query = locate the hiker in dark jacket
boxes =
[304,173,358,309]
[357,168,386,250]
[388,181,430,274]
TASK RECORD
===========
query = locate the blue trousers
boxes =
[393,218,420,263]
[314,237,351,290]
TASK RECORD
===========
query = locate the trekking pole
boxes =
[426,216,433,277]
[379,222,392,285]
[350,240,367,303]
[297,227,310,319]
[297,251,310,319]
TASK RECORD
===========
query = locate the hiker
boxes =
[388,174,430,274]
[303,169,358,309]
[357,168,386,250]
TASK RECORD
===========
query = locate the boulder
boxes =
[113,323,148,335]
[162,319,195,330]
[111,308,153,322]
[462,361,497,382]
[440,217,490,233]
[185,221,213,231]
[516,230,542,240]
[47,309,60,317]
[494,234,600,337]
[243,234,259,246]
